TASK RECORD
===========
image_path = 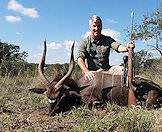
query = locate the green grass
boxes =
[140,58,162,86]
[65,105,156,132]
[0,74,160,131]
[0,61,162,131]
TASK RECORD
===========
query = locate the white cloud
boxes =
[102,29,120,41]
[25,40,75,64]
[63,40,75,57]
[48,40,74,51]
[27,29,120,64]
[22,8,39,18]
[47,42,63,49]
[81,28,120,41]
[16,32,21,35]
[81,31,90,38]
[46,40,76,63]
[5,15,21,23]
[8,0,39,18]
[8,0,23,11]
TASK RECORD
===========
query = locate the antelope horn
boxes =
[54,41,75,89]
[38,40,51,87]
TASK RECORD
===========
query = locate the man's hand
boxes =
[77,57,96,81]
[127,41,135,49]
[84,70,95,81]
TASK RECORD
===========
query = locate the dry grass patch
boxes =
[0,76,162,131]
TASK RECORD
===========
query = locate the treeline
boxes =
[0,40,161,82]
[0,41,81,78]
[0,41,31,77]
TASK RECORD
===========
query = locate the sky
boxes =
[0,0,161,65]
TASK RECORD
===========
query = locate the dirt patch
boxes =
[27,107,50,123]
[26,107,77,131]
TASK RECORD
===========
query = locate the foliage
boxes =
[133,5,162,56]
[0,42,27,62]
[23,63,38,77]
[140,58,162,86]
[134,8,162,41]
[131,48,162,85]
[0,41,28,77]
[134,50,152,75]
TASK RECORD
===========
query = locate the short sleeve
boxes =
[106,36,121,52]
[111,41,121,52]
[76,38,87,59]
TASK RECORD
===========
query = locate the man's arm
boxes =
[118,45,128,52]
[77,58,89,73]
[118,42,135,52]
[77,38,96,80]
[77,57,95,80]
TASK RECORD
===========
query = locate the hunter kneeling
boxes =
[77,15,135,107]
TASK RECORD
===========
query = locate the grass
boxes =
[141,58,162,86]
[0,76,161,131]
[0,60,162,131]
[66,105,156,132]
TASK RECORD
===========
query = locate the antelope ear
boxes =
[29,88,47,94]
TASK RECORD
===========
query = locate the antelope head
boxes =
[30,40,80,115]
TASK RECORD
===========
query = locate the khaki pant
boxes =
[97,65,124,75]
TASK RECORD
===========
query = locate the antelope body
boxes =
[30,41,162,115]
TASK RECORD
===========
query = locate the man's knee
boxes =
[108,65,124,75]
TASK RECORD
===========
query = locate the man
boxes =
[77,15,135,80]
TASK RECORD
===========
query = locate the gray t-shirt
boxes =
[77,34,121,70]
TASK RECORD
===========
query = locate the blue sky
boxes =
[0,0,161,65]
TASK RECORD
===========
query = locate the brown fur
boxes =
[30,41,162,115]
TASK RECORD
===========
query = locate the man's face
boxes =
[89,19,102,40]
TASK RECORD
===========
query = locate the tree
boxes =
[133,5,162,57]
[0,41,28,76]
[134,50,152,75]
